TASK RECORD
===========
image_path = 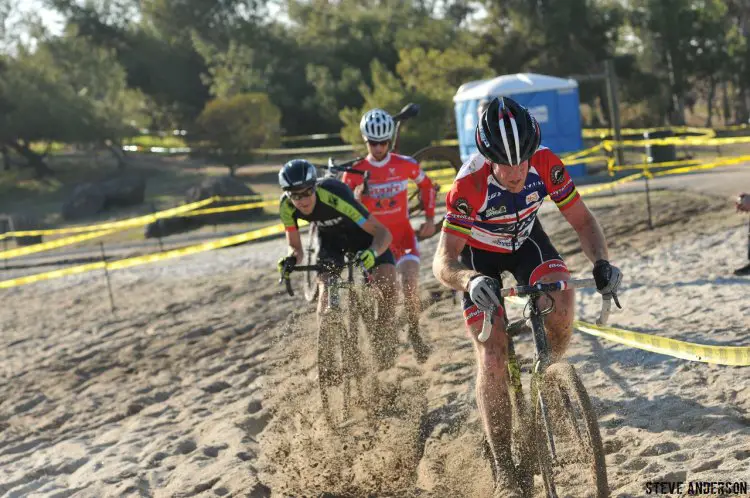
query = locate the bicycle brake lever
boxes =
[612,292,622,309]
[596,296,611,325]
[478,307,495,343]
[279,274,294,297]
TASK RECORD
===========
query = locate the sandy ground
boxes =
[1,187,750,497]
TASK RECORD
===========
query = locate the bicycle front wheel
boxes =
[302,223,319,303]
[534,362,609,498]
[318,312,352,429]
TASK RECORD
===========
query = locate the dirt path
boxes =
[1,189,749,497]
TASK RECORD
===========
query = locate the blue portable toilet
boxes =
[453,73,586,177]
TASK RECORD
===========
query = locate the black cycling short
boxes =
[459,222,569,324]
[317,234,395,272]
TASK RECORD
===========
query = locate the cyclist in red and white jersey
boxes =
[342,108,436,363]
[432,97,623,496]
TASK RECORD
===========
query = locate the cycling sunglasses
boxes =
[288,186,315,201]
[366,139,390,146]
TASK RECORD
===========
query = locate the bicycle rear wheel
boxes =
[318,310,352,428]
[533,362,608,497]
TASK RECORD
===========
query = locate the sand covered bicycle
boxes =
[481,278,613,497]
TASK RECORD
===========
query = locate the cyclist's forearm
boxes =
[370,223,392,255]
[435,256,475,292]
[433,234,477,292]
[576,216,608,263]
[285,230,304,263]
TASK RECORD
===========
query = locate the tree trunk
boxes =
[737,83,750,124]
[1,145,10,171]
[706,77,716,127]
[105,141,128,170]
[10,141,53,178]
[722,80,732,125]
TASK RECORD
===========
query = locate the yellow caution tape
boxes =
[219,194,278,202]
[0,228,122,260]
[0,222,289,289]
[0,198,216,260]
[652,154,750,177]
[506,296,749,366]
[577,172,645,196]
[561,144,604,162]
[567,155,610,166]
[715,123,750,132]
[582,126,716,139]
[605,135,750,148]
[254,144,356,155]
[0,219,313,289]
[3,198,216,238]
[608,157,701,172]
[181,200,278,217]
[574,321,750,366]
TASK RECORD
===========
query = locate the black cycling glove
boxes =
[593,259,623,308]
[277,256,296,279]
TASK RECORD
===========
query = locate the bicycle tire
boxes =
[318,310,352,429]
[533,362,609,497]
[507,342,534,493]
[302,223,319,303]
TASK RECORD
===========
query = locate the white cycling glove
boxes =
[468,275,500,312]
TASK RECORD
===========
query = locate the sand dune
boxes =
[1,189,749,497]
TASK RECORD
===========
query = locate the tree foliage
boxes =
[194,92,281,174]
[0,0,746,175]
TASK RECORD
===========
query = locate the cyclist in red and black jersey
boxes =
[342,108,436,363]
[432,97,623,496]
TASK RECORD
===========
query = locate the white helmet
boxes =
[360,108,395,141]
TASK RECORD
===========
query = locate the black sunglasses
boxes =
[366,139,389,146]
[289,186,315,200]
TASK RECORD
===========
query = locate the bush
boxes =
[193,93,282,174]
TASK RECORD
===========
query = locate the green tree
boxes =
[194,92,281,175]
[0,54,99,176]
[339,45,492,154]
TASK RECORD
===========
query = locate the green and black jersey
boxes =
[279,178,374,251]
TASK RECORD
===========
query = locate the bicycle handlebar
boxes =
[279,256,371,297]
[478,278,616,343]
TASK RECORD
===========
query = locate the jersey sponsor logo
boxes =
[367,180,408,198]
[488,190,503,201]
[484,205,507,218]
[446,212,473,222]
[524,180,544,190]
[525,191,540,204]
[318,216,343,227]
[547,262,567,270]
[551,165,565,185]
[375,198,399,209]
[453,197,472,216]
[463,305,483,322]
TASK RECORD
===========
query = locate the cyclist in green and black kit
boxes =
[277,159,399,369]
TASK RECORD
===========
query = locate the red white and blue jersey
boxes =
[443,147,581,253]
